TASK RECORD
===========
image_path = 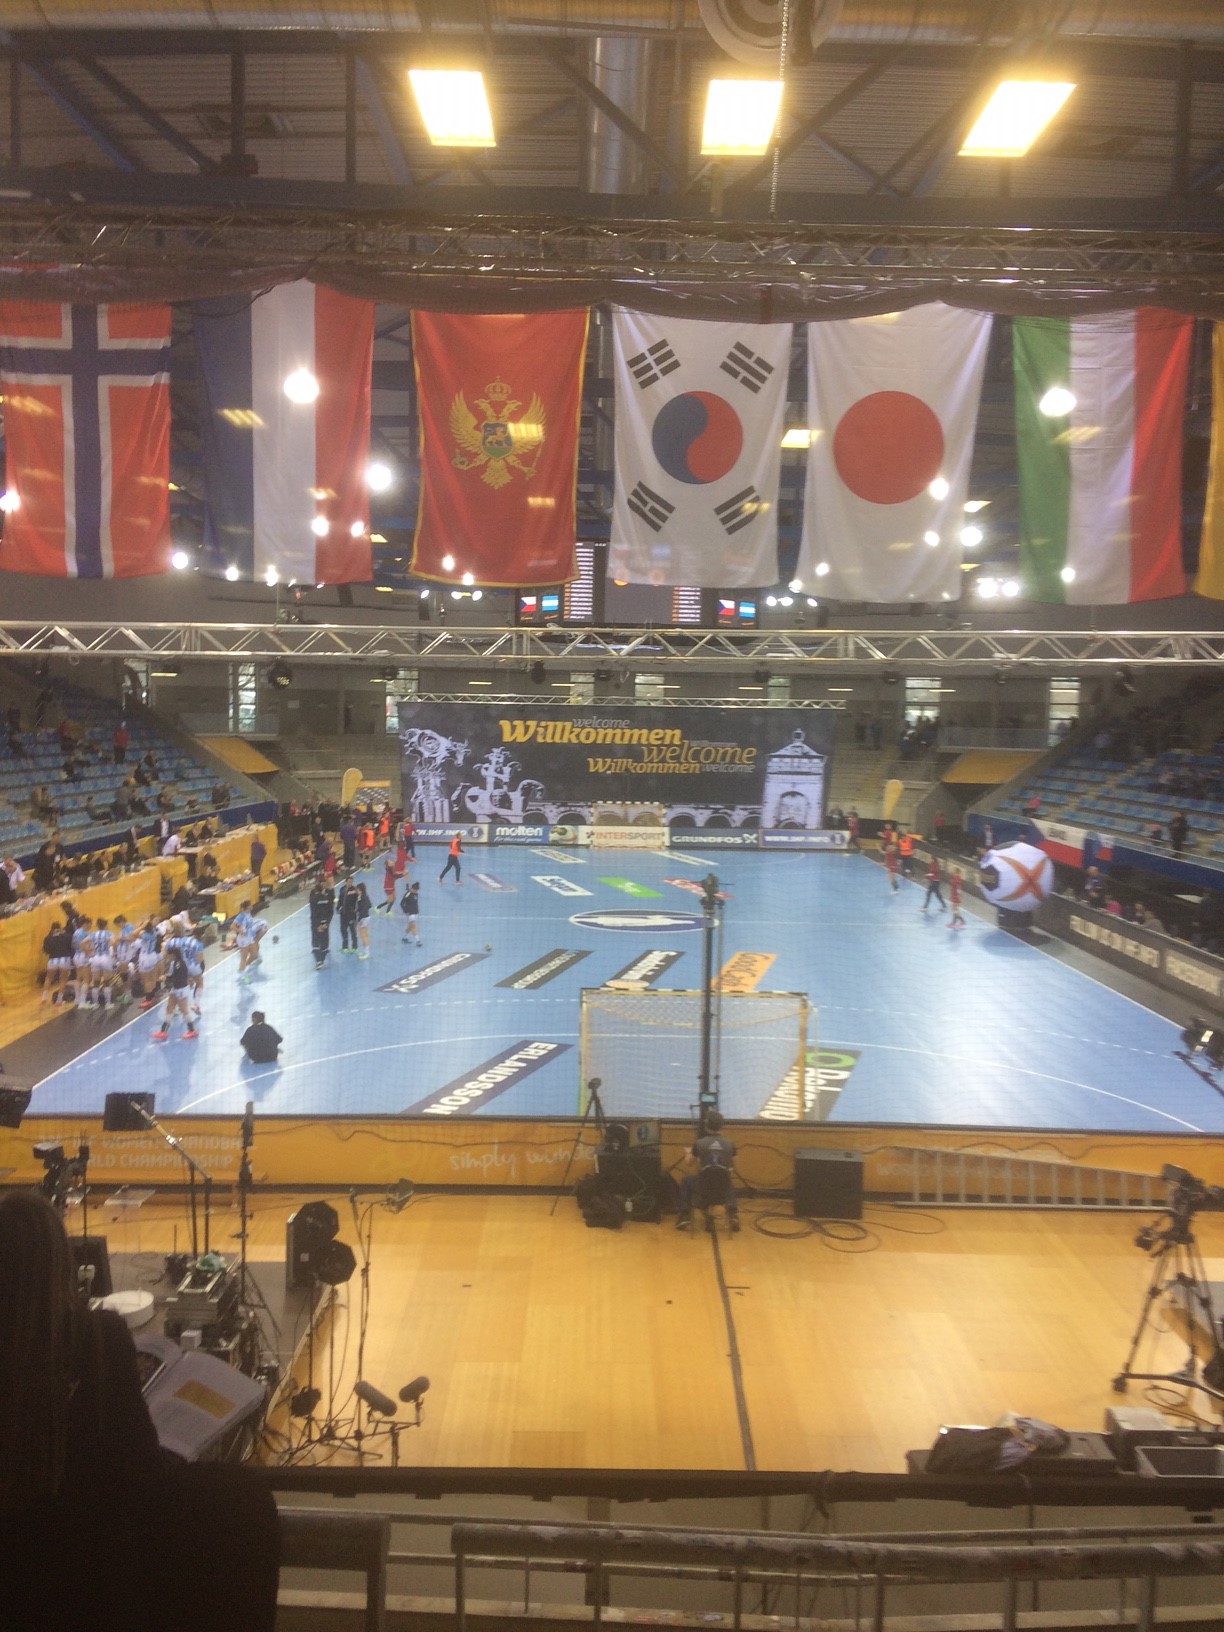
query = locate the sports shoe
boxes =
[151,1030,168,1041]
[181,1028,199,1040]
[729,1216,742,1234]
[139,996,156,1009]
[358,950,369,960]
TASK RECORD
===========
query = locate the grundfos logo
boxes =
[569,909,703,933]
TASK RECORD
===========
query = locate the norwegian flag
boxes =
[0,302,172,578]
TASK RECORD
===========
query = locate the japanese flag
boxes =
[798,304,992,603]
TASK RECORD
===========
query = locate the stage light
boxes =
[1060,565,1076,584]
[419,588,430,599]
[350,520,366,538]
[964,498,989,513]
[1001,578,1021,598]
[781,428,811,449]
[977,576,999,599]
[380,665,398,683]
[409,68,495,147]
[441,554,455,572]
[1039,385,1076,417]
[267,660,294,690]
[311,516,330,538]
[224,564,240,582]
[928,476,950,501]
[923,530,940,547]
[264,567,279,587]
[170,549,190,570]
[701,78,783,157]
[283,368,319,405]
[0,488,20,513]
[365,460,393,493]
[960,525,983,548]
[529,661,546,685]
[461,571,475,586]
[752,667,771,686]
[788,578,803,592]
[472,589,483,601]
[806,597,819,607]
[814,561,830,577]
[960,79,1075,158]
[779,595,793,607]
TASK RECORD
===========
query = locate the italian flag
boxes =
[1014,309,1192,604]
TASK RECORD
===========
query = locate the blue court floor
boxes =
[27,845,1220,1132]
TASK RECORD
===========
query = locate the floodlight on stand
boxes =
[960,79,1075,158]
[408,68,496,148]
[701,78,783,156]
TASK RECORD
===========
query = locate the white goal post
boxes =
[578,987,814,1122]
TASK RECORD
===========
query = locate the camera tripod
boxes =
[551,1077,608,1215]
[1113,1211,1224,1402]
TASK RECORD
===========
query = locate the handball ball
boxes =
[484,943,492,951]
[271,934,279,944]
[979,841,1054,909]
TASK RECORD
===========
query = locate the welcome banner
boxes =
[398,704,837,833]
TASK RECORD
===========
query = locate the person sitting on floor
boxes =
[240,1010,282,1065]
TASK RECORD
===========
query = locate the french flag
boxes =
[194,282,374,584]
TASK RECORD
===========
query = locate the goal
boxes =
[578,987,813,1122]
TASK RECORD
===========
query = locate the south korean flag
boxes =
[609,310,792,587]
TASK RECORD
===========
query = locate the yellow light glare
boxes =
[408,69,495,148]
[781,428,811,449]
[959,80,1075,158]
[700,79,783,157]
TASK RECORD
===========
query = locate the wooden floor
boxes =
[91,1187,1224,1473]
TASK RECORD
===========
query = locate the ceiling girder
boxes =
[2,623,1222,670]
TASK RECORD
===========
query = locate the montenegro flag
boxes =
[411,310,589,587]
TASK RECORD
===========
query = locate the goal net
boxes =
[579,987,813,1122]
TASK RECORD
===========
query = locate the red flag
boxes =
[0,302,171,578]
[411,311,588,586]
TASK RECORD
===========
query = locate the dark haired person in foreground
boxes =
[0,1190,279,1631]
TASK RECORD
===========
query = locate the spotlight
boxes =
[365,461,393,493]
[283,368,319,405]
[170,548,191,571]
[752,667,770,686]
[224,564,240,582]
[529,661,546,685]
[267,660,294,690]
[380,666,399,683]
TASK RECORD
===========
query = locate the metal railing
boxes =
[887,1146,1162,1210]
[450,1518,1224,1632]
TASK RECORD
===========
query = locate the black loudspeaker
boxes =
[102,1092,155,1132]
[596,1144,664,1221]
[794,1148,863,1221]
[0,1084,31,1128]
[286,1201,341,1290]
[71,1235,113,1299]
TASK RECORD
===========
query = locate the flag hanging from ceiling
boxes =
[798,304,992,604]
[0,301,171,578]
[608,310,791,587]
[411,310,589,587]
[1198,324,1224,602]
[193,281,374,584]
[1015,309,1192,604]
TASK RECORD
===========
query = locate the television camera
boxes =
[33,1138,90,1212]
[1134,1164,1224,1252]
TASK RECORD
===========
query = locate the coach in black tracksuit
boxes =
[309,881,335,969]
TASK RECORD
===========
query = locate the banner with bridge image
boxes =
[397,703,836,837]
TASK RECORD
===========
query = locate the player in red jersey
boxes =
[947,868,966,928]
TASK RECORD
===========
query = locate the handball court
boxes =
[88,1186,1224,1472]
[16,844,1218,1134]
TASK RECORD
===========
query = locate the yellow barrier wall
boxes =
[0,869,163,1003]
[0,1116,1216,1195]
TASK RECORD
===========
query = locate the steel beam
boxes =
[1,623,1222,670]
[74,58,214,171]
[547,47,686,192]
[17,59,144,171]
[355,57,415,188]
